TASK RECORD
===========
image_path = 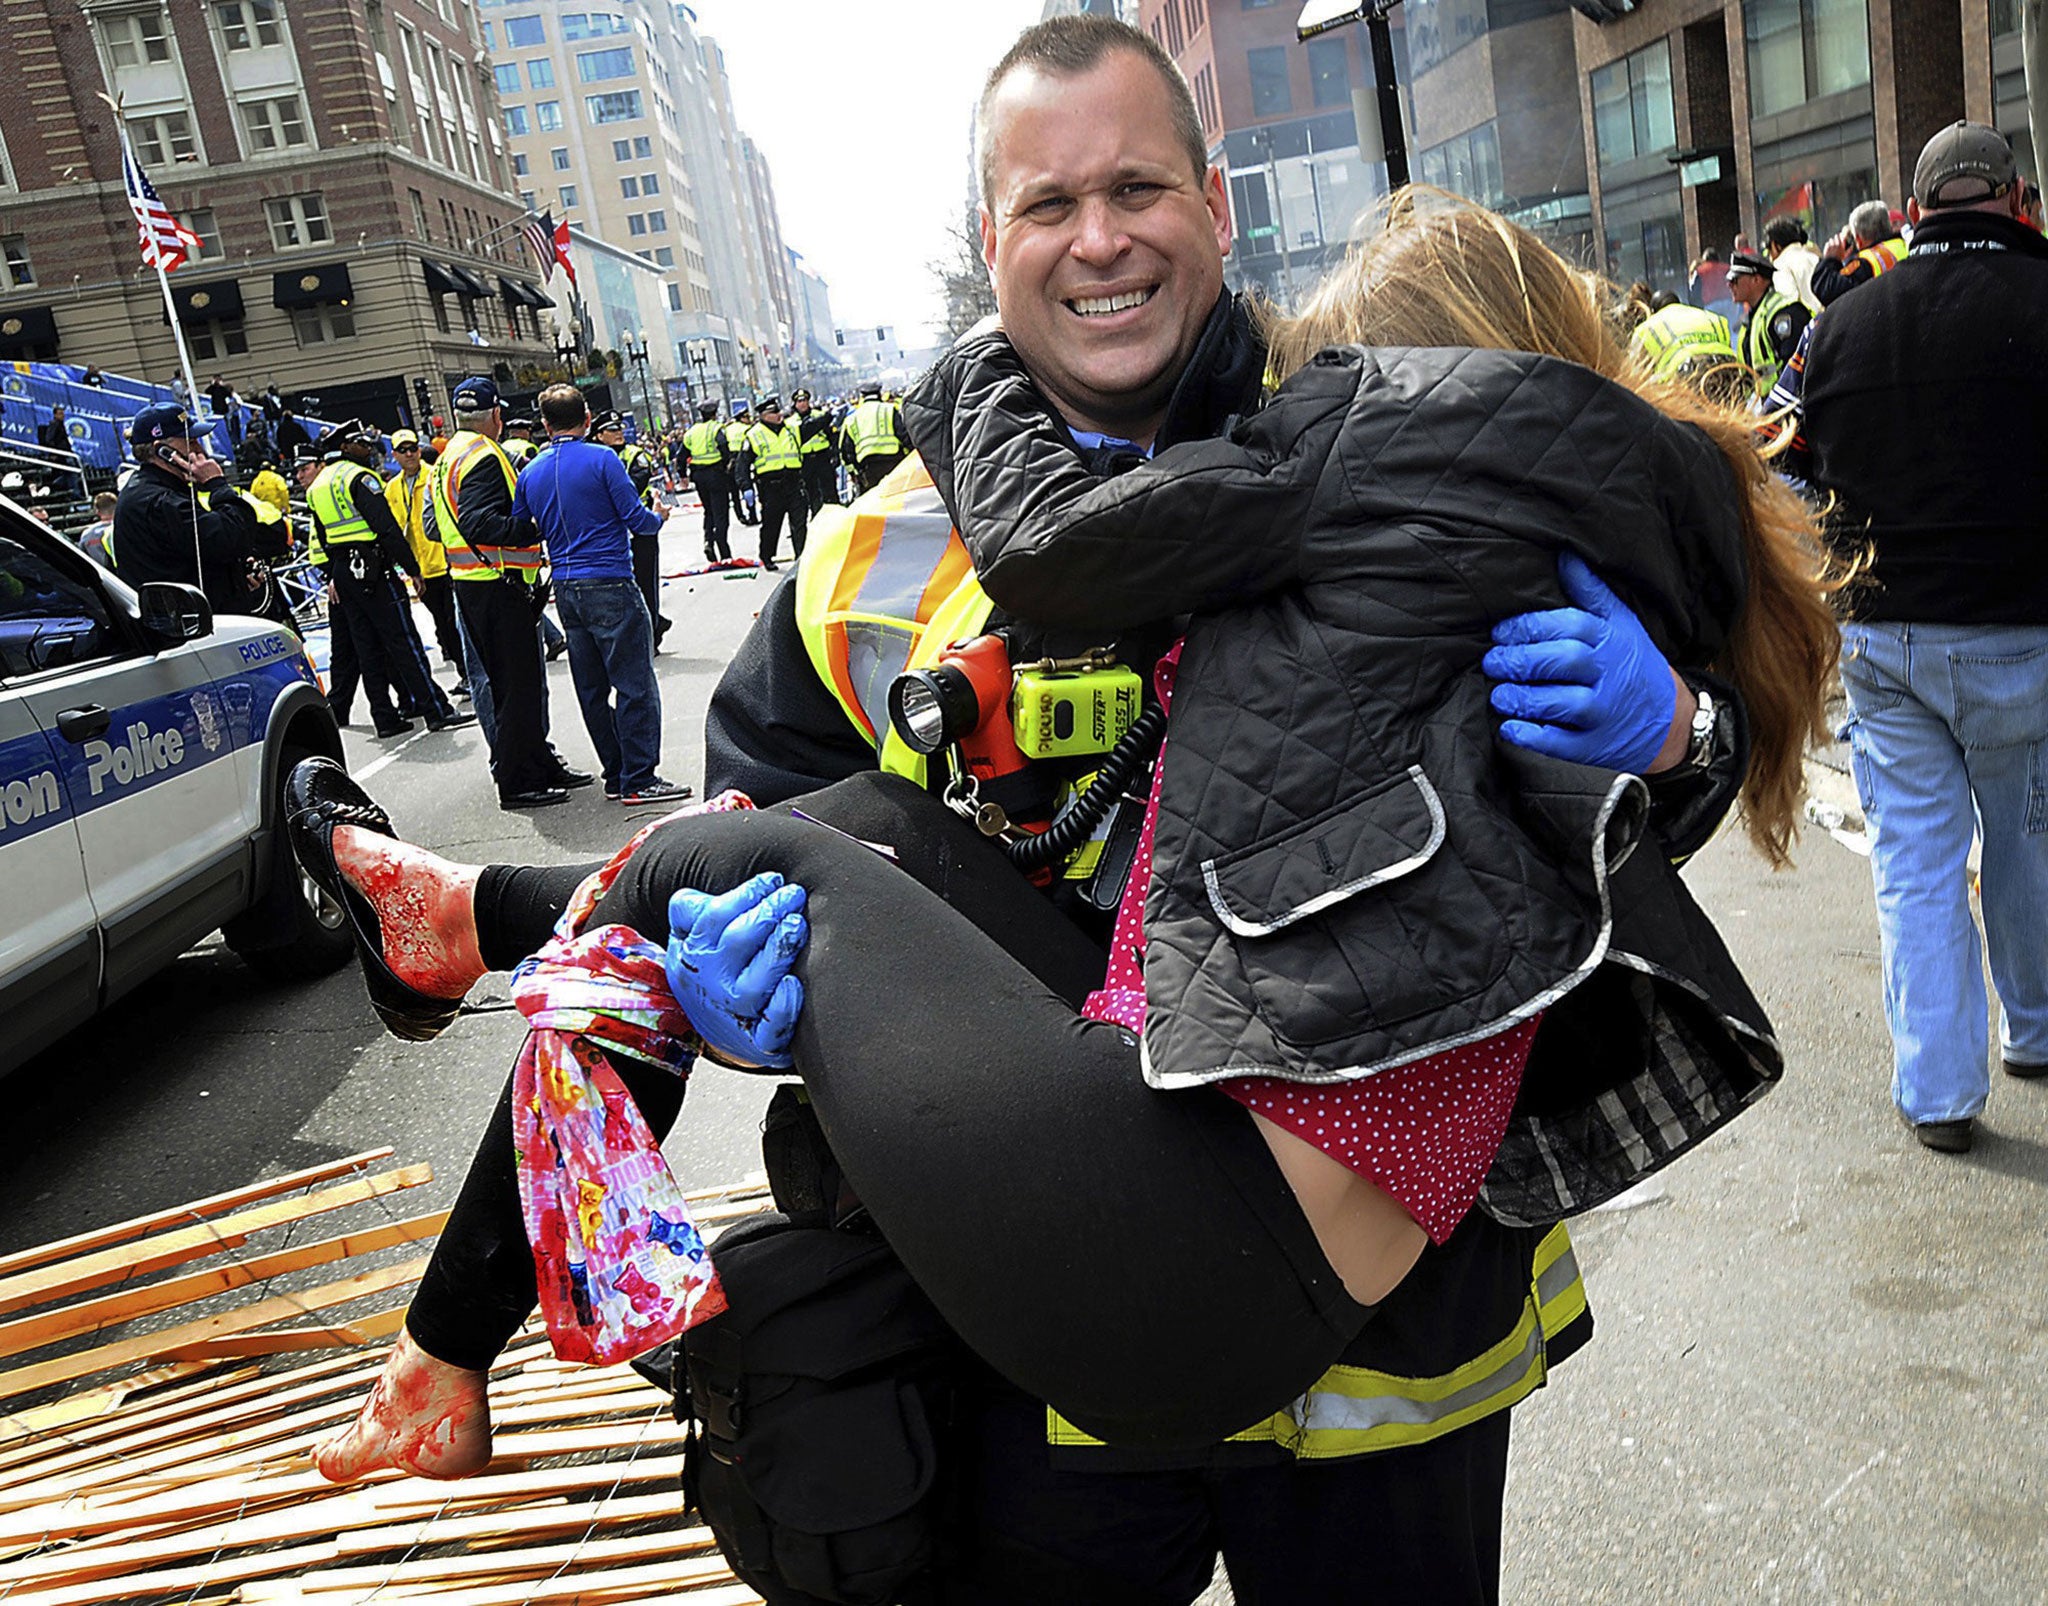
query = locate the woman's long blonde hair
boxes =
[1261,188,1838,868]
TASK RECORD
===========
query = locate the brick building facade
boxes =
[0,0,553,431]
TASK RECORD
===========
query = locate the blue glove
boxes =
[663,873,808,1069]
[1482,553,1678,773]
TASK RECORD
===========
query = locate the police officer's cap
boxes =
[731,403,752,419]
[450,375,500,411]
[129,402,191,445]
[589,411,624,434]
[757,394,782,415]
[859,379,883,399]
[502,414,537,432]
[791,388,812,403]
[697,402,719,420]
[1726,250,1771,281]
[330,418,384,449]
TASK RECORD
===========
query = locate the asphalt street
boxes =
[7,508,2045,1602]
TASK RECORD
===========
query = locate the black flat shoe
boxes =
[284,758,462,1043]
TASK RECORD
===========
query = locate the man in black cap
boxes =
[111,402,290,615]
[738,395,807,572]
[1788,121,2048,1155]
[592,411,671,645]
[500,416,541,472]
[1726,248,1809,402]
[790,388,839,516]
[307,422,475,738]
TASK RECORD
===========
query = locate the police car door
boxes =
[2,522,247,1005]
[0,682,97,1070]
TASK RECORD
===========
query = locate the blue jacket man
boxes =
[512,384,690,807]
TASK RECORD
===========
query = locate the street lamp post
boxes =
[552,320,580,384]
[622,330,662,434]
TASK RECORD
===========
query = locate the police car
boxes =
[1,505,352,1075]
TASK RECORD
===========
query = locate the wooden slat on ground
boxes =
[0,1159,771,1605]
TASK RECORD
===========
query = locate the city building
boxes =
[1041,0,1141,20]
[1572,0,2032,293]
[0,0,553,429]
[561,220,669,427]
[788,248,851,393]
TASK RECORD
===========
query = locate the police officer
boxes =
[295,447,400,734]
[430,377,564,809]
[386,428,464,688]
[592,412,671,647]
[839,379,908,491]
[790,388,839,517]
[1728,249,1811,401]
[308,422,474,738]
[740,395,806,572]
[1629,302,1746,403]
[723,405,758,526]
[499,416,541,472]
[111,402,291,617]
[679,401,733,563]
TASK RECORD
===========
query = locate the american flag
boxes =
[123,145,198,273]
[522,210,557,281]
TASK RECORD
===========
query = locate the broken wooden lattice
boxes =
[0,1147,771,1605]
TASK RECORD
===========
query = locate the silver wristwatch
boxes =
[1679,684,1717,773]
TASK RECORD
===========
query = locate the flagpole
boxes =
[99,93,203,424]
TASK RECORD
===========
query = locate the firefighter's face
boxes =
[980,49,1230,443]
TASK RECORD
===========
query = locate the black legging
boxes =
[408,773,1369,1451]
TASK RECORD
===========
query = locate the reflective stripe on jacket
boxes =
[843,398,905,461]
[792,455,992,788]
[307,462,380,546]
[745,422,804,476]
[1740,288,1795,397]
[1857,237,1907,278]
[684,420,726,466]
[1631,305,1735,381]
[432,431,538,580]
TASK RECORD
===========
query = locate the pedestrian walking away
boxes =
[515,384,691,809]
[307,422,474,739]
[679,401,733,563]
[1778,120,2048,1155]
[740,395,806,571]
[430,376,565,809]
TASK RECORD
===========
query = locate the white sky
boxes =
[685,0,1046,347]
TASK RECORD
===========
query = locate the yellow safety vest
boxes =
[1630,304,1737,382]
[723,421,751,457]
[198,486,284,528]
[684,420,726,466]
[796,411,833,455]
[1855,236,1907,279]
[307,462,380,546]
[502,436,538,471]
[1740,287,1795,399]
[745,422,803,476]
[843,398,903,462]
[431,431,539,580]
[619,441,657,507]
[386,467,447,580]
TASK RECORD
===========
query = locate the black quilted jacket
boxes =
[907,333,1784,1221]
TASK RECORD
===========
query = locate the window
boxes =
[584,90,642,123]
[627,211,646,235]
[620,175,639,197]
[653,245,674,267]
[410,188,430,235]
[187,207,224,259]
[1590,40,1675,166]
[528,58,555,88]
[1308,36,1350,108]
[519,188,536,210]
[0,543,114,677]
[215,0,282,49]
[265,193,331,249]
[511,151,529,177]
[291,304,356,346]
[104,11,172,68]
[188,318,248,360]
[647,209,665,232]
[503,105,530,135]
[128,113,197,167]
[1,235,34,289]
[1247,46,1290,116]
[480,19,494,48]
[632,135,651,159]
[493,62,521,93]
[638,172,657,195]
[439,196,460,241]
[550,145,570,170]
[666,282,682,312]
[503,13,545,46]
[1744,0,1870,118]
[611,138,632,160]
[562,11,631,38]
[536,100,563,130]
[1416,121,1504,206]
[559,183,578,207]
[240,95,309,152]
[577,47,633,81]
[1193,63,1219,135]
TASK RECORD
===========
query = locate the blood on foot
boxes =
[333,828,485,999]
[315,1346,493,1482]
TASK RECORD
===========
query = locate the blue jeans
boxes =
[1839,622,2048,1124]
[554,576,663,794]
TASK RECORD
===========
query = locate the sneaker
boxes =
[620,778,694,808]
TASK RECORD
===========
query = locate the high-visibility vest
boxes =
[619,441,657,507]
[684,419,726,466]
[386,467,447,580]
[794,466,1595,1458]
[843,398,904,462]
[198,486,284,528]
[1048,1223,1588,1459]
[745,421,803,476]
[1855,236,1907,279]
[431,431,539,580]
[792,455,994,790]
[796,410,834,455]
[502,436,538,470]
[1740,288,1796,398]
[1631,304,1737,382]
[307,462,380,546]
[723,421,750,457]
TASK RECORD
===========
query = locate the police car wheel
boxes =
[223,746,355,980]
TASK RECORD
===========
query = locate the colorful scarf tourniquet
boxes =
[510,790,754,1366]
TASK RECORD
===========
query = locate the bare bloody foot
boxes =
[315,1329,493,1482]
[331,825,487,999]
